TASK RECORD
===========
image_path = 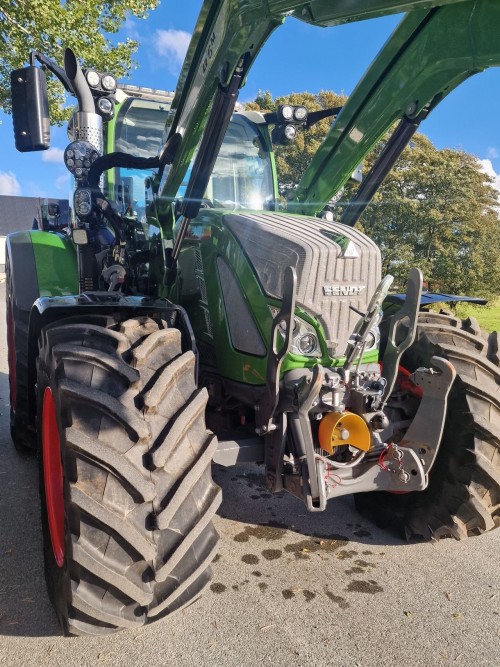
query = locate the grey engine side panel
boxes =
[223,212,381,355]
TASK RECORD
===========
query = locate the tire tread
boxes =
[37,315,220,635]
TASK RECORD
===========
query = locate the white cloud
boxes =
[124,16,140,40]
[55,174,70,190]
[42,147,65,164]
[479,158,500,199]
[154,29,191,73]
[0,171,21,196]
[487,146,499,160]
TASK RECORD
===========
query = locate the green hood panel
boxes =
[30,231,78,297]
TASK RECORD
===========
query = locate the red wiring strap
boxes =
[378,444,401,473]
[319,457,342,489]
[378,447,391,471]
[378,362,423,399]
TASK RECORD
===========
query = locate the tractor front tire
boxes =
[37,315,221,635]
[356,312,500,541]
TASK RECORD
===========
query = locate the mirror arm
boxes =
[30,51,75,95]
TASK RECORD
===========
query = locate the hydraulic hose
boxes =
[88,153,160,189]
[87,132,180,189]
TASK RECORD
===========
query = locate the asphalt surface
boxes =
[0,278,499,667]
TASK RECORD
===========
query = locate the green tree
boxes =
[356,133,500,299]
[0,0,159,123]
[248,90,500,300]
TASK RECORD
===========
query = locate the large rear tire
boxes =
[355,312,500,540]
[37,314,221,635]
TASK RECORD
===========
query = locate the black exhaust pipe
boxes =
[64,48,94,113]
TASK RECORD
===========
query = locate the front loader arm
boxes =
[280,0,469,25]
[158,1,281,206]
[158,0,469,215]
[291,0,500,215]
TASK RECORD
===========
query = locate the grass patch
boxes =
[454,299,500,333]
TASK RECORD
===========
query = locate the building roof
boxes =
[0,195,70,236]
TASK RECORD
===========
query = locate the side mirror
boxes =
[10,66,50,152]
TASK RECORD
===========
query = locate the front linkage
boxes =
[253,266,455,511]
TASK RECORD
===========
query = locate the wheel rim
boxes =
[42,387,65,567]
[7,299,17,412]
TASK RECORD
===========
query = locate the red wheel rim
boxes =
[7,299,17,412]
[42,387,65,567]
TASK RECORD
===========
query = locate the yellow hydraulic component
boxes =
[318,411,371,455]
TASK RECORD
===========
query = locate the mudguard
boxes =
[6,230,78,446]
[382,292,488,316]
[6,230,78,312]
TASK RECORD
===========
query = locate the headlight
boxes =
[284,124,296,141]
[364,327,380,351]
[270,307,322,358]
[72,228,89,245]
[101,74,117,92]
[294,106,307,122]
[73,188,92,219]
[280,105,294,121]
[97,96,114,118]
[297,333,317,355]
[279,317,299,335]
[86,70,100,88]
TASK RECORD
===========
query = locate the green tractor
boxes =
[6,0,500,636]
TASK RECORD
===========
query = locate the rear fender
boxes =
[6,230,78,311]
[6,230,78,435]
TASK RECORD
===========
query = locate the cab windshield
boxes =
[193,114,274,210]
[113,101,274,216]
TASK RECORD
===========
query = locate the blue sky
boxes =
[1,0,499,198]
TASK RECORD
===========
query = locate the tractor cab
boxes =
[107,96,276,217]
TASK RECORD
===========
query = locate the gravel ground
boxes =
[0,280,499,667]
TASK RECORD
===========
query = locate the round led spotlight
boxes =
[97,96,114,118]
[64,141,99,178]
[294,106,308,121]
[101,74,117,92]
[86,70,100,88]
[284,124,297,141]
[280,105,294,121]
